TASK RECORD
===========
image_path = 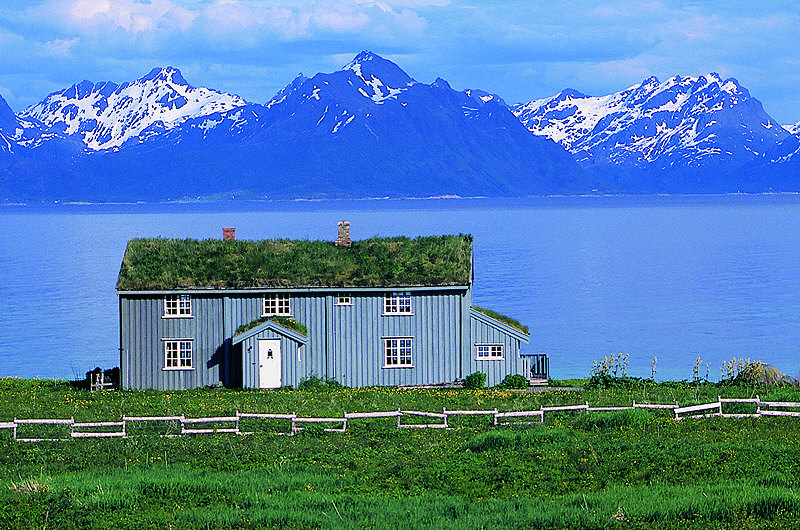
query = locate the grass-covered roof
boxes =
[117,235,472,291]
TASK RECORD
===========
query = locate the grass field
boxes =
[2,377,800,529]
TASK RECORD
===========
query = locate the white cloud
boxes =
[41,37,80,58]
[47,0,196,35]
[34,0,430,40]
[3,0,800,122]
[310,5,370,33]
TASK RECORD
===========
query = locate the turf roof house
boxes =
[116,224,531,390]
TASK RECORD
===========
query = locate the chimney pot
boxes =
[335,221,351,246]
[223,227,236,241]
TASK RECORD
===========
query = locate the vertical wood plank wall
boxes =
[121,286,525,390]
[468,317,525,387]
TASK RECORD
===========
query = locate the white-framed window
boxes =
[383,291,412,314]
[335,293,353,306]
[384,337,413,367]
[262,293,291,316]
[163,339,193,370]
[163,294,192,317]
[476,343,504,360]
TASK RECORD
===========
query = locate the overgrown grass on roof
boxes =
[235,316,308,336]
[117,235,472,290]
[472,306,528,334]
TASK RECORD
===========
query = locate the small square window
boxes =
[384,337,413,367]
[164,294,192,317]
[263,293,291,316]
[383,292,412,314]
[164,340,193,369]
[476,344,504,360]
[335,293,352,306]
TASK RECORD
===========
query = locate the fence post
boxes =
[443,408,448,429]
[756,395,761,416]
[397,408,401,429]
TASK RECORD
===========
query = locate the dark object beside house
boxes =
[522,353,550,385]
[85,367,119,391]
[117,225,533,390]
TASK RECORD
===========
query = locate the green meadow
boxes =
[2,377,800,529]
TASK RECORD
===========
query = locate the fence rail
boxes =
[1,395,796,442]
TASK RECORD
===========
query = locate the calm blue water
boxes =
[2,195,800,382]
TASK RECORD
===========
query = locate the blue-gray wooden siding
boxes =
[468,315,525,387]
[120,295,227,390]
[329,290,470,387]
[121,286,535,390]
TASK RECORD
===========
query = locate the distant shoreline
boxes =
[4,190,800,208]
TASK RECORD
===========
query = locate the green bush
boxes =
[496,374,528,389]
[297,375,344,391]
[586,374,649,389]
[464,371,487,390]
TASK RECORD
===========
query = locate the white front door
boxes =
[258,339,282,389]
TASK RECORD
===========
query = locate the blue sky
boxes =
[1,1,799,123]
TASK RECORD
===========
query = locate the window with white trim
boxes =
[476,343,504,360]
[262,293,291,316]
[335,293,352,306]
[164,340,193,369]
[383,291,412,314]
[164,294,192,317]
[384,337,413,367]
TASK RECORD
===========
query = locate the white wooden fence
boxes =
[1,395,796,442]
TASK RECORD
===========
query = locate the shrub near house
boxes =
[117,225,531,390]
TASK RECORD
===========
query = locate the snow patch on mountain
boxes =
[464,88,508,109]
[20,67,247,151]
[783,122,800,136]
[0,93,63,153]
[342,51,415,104]
[268,74,308,108]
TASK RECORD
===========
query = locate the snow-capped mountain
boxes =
[513,74,790,172]
[80,50,580,200]
[0,95,21,155]
[0,94,70,156]
[1,52,580,201]
[3,53,800,202]
[20,67,248,151]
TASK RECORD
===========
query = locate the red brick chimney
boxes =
[335,221,351,246]
[223,227,236,241]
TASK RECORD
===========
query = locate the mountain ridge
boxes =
[1,52,583,202]
[2,52,799,201]
[19,67,248,151]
